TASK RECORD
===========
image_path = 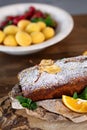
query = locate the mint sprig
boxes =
[31,15,56,28]
[16,96,37,110]
[73,87,87,100]
[73,92,78,99]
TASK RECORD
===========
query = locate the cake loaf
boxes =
[18,56,87,101]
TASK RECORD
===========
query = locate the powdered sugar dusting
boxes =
[18,56,87,91]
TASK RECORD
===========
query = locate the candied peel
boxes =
[83,51,87,56]
[39,59,54,66]
[39,59,61,74]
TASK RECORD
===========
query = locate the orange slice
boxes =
[62,95,87,113]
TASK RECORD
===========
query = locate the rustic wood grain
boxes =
[0,15,87,98]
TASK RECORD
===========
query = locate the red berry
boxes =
[6,16,14,21]
[24,11,33,19]
[32,10,44,18]
[13,19,18,25]
[31,11,44,19]
[24,6,36,19]
[29,6,36,13]
[0,20,8,29]
[13,16,19,25]
[19,15,26,20]
[0,21,8,26]
[13,15,25,25]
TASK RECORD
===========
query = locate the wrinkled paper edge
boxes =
[11,97,87,123]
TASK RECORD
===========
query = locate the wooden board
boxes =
[0,15,87,98]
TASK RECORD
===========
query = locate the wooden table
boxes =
[0,15,87,98]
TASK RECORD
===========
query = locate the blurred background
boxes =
[0,0,87,14]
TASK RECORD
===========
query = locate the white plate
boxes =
[0,3,74,55]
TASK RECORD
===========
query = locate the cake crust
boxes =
[18,56,87,101]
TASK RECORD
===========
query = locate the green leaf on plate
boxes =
[31,15,56,28]
[73,87,87,100]
[79,87,87,100]
[73,92,78,99]
[16,96,37,110]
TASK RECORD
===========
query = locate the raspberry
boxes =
[24,12,33,19]
[32,11,44,18]
[29,6,36,13]
[13,15,25,25]
[6,16,14,21]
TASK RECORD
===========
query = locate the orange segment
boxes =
[62,95,87,113]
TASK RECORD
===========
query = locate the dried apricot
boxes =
[4,25,18,35]
[16,31,32,46]
[31,32,45,44]
[18,20,31,30]
[4,35,17,46]
[0,30,5,43]
[26,23,40,33]
[42,27,55,39]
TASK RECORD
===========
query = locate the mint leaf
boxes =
[31,18,44,22]
[73,92,78,99]
[22,103,30,108]
[27,98,32,105]
[16,96,27,104]
[31,16,56,28]
[73,87,87,100]
[7,20,13,25]
[44,16,56,27]
[79,87,87,100]
[16,96,37,110]
[30,102,37,110]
